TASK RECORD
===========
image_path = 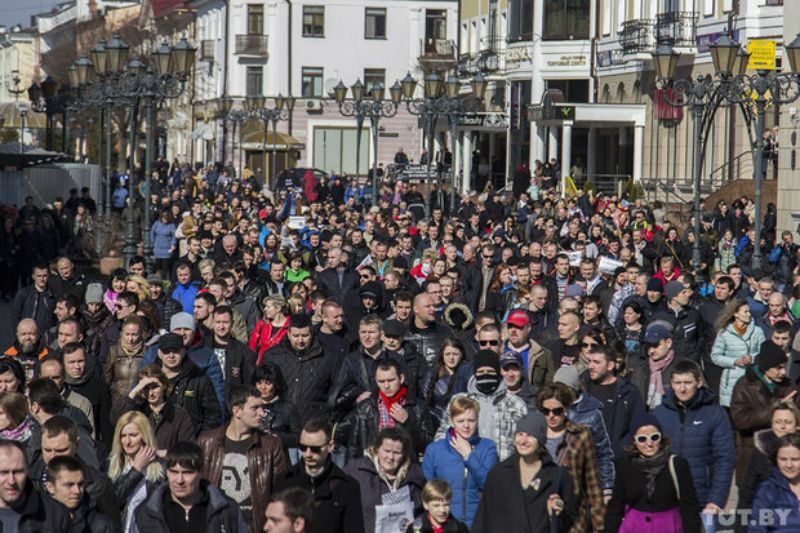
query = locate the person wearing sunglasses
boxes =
[536,382,605,532]
[274,419,364,533]
[603,413,702,532]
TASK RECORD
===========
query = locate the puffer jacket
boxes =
[422,430,498,527]
[569,393,615,495]
[716,239,738,273]
[265,335,338,423]
[197,426,288,533]
[652,387,736,507]
[132,480,247,533]
[435,377,528,461]
[710,321,766,406]
[104,342,145,401]
[749,468,800,532]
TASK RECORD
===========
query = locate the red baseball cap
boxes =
[507,310,530,328]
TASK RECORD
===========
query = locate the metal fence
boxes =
[0,163,102,208]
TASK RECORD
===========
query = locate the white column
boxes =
[548,127,559,161]
[633,124,644,182]
[454,128,462,194]
[561,121,573,197]
[462,130,473,193]
[587,126,597,179]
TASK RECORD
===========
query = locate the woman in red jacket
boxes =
[250,295,290,363]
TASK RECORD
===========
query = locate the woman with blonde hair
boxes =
[250,295,290,363]
[107,410,164,531]
[198,258,216,286]
[125,275,151,303]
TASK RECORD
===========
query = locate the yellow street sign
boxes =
[747,39,776,70]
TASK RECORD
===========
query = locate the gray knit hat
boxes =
[85,283,103,304]
[515,411,548,446]
[170,312,196,332]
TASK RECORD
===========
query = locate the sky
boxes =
[0,0,62,29]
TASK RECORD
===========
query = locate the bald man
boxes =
[3,319,49,380]
[405,293,452,366]
[758,291,797,339]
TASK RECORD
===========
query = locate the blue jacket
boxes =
[150,221,176,259]
[569,392,615,493]
[710,321,766,406]
[422,431,497,527]
[749,468,800,532]
[171,281,201,314]
[652,387,736,508]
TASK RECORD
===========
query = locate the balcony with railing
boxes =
[656,11,698,49]
[619,19,655,58]
[200,40,214,61]
[235,34,269,56]
[419,38,457,68]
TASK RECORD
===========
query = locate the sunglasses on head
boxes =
[634,432,661,444]
[540,407,565,417]
[298,443,327,453]
[479,339,499,346]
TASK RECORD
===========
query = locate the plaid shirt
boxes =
[435,383,528,461]
[554,421,605,533]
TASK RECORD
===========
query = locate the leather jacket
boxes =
[405,321,453,367]
[197,426,288,532]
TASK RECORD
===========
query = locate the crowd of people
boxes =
[1,151,800,532]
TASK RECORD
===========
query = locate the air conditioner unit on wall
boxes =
[306,99,323,111]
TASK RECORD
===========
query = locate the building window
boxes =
[247,4,264,35]
[365,8,386,39]
[508,0,533,42]
[364,68,386,97]
[543,0,590,40]
[303,6,324,37]
[302,67,324,97]
[545,79,589,103]
[246,66,263,96]
[425,10,447,41]
[314,127,370,174]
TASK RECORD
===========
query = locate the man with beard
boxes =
[3,318,49,379]
[274,419,364,533]
[406,293,452,367]
[267,315,338,423]
[192,292,216,337]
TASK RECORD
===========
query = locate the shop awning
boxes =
[242,130,305,151]
[0,142,68,168]
[0,102,50,129]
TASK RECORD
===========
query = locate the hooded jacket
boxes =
[652,387,735,507]
[435,377,528,461]
[265,335,338,423]
[710,321,766,406]
[422,429,498,526]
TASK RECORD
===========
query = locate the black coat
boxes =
[15,480,72,533]
[603,453,702,532]
[274,460,365,533]
[66,374,114,446]
[11,284,55,333]
[113,396,196,446]
[166,359,222,433]
[740,429,779,509]
[405,321,453,368]
[472,454,576,533]
[261,395,301,450]
[266,336,338,423]
[65,494,117,533]
[316,268,360,303]
[203,334,257,394]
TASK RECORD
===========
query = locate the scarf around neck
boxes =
[378,386,408,430]
[630,443,671,501]
[648,349,675,409]
[0,416,32,443]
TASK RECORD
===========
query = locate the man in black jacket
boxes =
[207,305,257,395]
[274,419,364,533]
[267,315,338,424]
[49,257,87,301]
[653,280,702,362]
[44,455,115,532]
[157,332,222,433]
[316,248,359,302]
[406,293,451,367]
[0,440,71,532]
[62,342,113,446]
[11,262,55,334]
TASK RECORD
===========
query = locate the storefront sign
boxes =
[505,45,533,70]
[696,29,740,53]
[748,39,777,70]
[546,55,587,67]
[458,112,508,129]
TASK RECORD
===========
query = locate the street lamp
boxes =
[652,33,800,276]
[71,35,195,270]
[218,96,248,178]
[333,78,402,205]
[246,94,295,188]
[401,71,486,213]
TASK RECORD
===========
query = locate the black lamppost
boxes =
[400,72,487,213]
[333,79,402,204]
[72,34,195,270]
[218,96,248,178]
[652,34,800,276]
[28,75,74,152]
[244,94,295,188]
